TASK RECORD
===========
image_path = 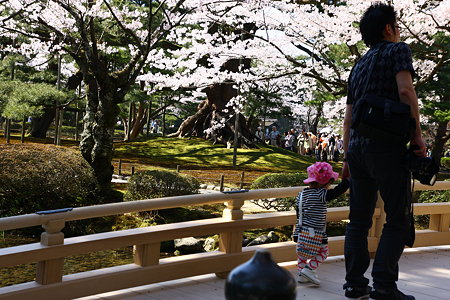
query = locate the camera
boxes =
[408,147,440,186]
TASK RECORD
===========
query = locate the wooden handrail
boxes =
[0,186,303,231]
[0,207,382,268]
[1,181,448,231]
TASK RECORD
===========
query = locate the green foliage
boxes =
[415,35,450,145]
[112,213,157,231]
[327,192,349,208]
[242,82,287,125]
[414,187,450,228]
[0,80,67,119]
[125,170,200,201]
[250,173,306,211]
[441,157,450,169]
[416,189,450,204]
[0,144,100,217]
[250,172,349,211]
[0,55,58,84]
[326,44,354,69]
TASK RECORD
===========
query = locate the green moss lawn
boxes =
[113,136,341,174]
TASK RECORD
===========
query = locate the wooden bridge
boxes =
[1,181,449,300]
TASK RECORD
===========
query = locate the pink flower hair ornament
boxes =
[303,162,339,185]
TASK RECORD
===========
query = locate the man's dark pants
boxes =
[344,143,412,291]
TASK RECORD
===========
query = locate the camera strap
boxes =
[410,179,415,215]
[406,174,416,247]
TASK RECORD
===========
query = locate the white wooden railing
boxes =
[0,181,449,300]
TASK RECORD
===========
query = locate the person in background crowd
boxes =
[309,132,317,156]
[269,126,280,146]
[335,135,343,161]
[284,130,295,151]
[290,129,298,152]
[321,134,329,161]
[328,134,336,161]
[315,133,322,160]
[297,130,307,155]
[255,126,265,142]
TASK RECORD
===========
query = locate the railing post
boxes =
[118,159,122,176]
[5,119,11,144]
[240,171,245,189]
[429,213,450,232]
[219,174,225,192]
[369,192,385,258]
[134,242,161,267]
[21,117,26,143]
[216,199,244,279]
[36,219,65,284]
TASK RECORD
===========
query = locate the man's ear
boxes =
[384,23,394,37]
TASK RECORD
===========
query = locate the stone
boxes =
[174,237,204,254]
[203,236,219,252]
[267,231,280,243]
[246,231,279,246]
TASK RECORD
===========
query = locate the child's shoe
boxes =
[298,273,309,283]
[300,267,320,285]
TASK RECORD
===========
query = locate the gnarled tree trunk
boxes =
[431,120,450,162]
[169,59,255,147]
[79,75,121,193]
[30,107,56,138]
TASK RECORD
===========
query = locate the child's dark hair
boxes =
[360,2,397,47]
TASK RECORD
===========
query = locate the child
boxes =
[293,161,349,285]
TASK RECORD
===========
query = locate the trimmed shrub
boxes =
[125,170,200,201]
[0,144,100,217]
[441,157,450,170]
[250,172,349,211]
[414,187,450,228]
[416,186,450,204]
[250,173,306,211]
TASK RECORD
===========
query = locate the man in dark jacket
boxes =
[342,3,426,300]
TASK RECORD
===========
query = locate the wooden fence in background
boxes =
[111,159,265,188]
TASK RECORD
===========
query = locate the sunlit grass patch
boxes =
[113,136,321,173]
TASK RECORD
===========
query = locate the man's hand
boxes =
[341,161,350,179]
[411,134,426,157]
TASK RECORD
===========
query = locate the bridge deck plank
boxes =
[76,246,450,300]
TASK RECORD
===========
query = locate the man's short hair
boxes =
[360,2,397,47]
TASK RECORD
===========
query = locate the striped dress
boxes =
[294,179,350,235]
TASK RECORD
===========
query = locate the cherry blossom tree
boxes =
[1,0,448,188]
[0,0,194,192]
[141,0,448,156]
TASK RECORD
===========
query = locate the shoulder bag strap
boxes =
[357,48,380,98]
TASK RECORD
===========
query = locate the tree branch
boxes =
[416,54,448,88]
[103,0,145,52]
